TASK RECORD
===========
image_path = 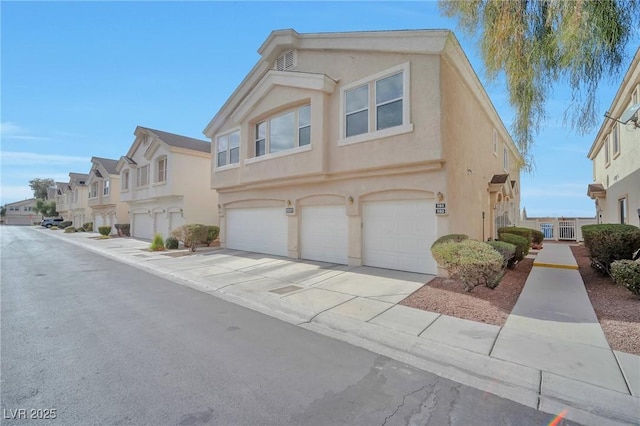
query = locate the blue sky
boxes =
[1,1,637,217]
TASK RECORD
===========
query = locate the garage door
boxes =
[301,206,348,264]
[132,213,154,240]
[154,212,168,237]
[169,212,184,235]
[94,214,104,232]
[226,207,287,256]
[363,200,437,274]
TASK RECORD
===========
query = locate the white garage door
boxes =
[363,200,437,274]
[301,206,348,264]
[169,212,184,235]
[132,213,154,240]
[94,215,104,232]
[154,212,168,237]
[226,207,287,256]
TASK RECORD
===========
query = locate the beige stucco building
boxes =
[204,29,522,275]
[116,126,218,240]
[587,48,640,227]
[87,157,128,233]
[3,198,38,225]
[67,173,90,228]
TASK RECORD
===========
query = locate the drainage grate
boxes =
[269,285,302,295]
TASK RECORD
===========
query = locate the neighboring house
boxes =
[203,29,522,275]
[87,157,128,233]
[3,198,37,225]
[54,181,71,221]
[116,126,218,240]
[587,48,640,227]
[67,172,90,228]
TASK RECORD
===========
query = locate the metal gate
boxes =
[559,220,576,240]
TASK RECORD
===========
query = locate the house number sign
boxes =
[435,203,446,215]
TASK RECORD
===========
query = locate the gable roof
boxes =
[69,172,89,186]
[138,127,211,153]
[92,157,119,175]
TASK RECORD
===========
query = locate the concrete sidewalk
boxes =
[34,229,640,426]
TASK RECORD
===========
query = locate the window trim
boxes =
[338,62,412,146]
[493,129,498,156]
[215,128,241,170]
[503,145,509,171]
[155,156,167,184]
[612,123,620,159]
[604,135,611,167]
[253,105,310,158]
[103,179,110,196]
[121,169,130,192]
[618,196,628,224]
[89,182,99,199]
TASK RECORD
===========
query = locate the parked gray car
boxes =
[41,218,64,228]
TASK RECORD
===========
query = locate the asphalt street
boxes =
[1,227,577,425]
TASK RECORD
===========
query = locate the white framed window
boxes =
[339,62,412,145]
[503,145,509,171]
[103,179,110,196]
[136,165,149,187]
[155,157,167,183]
[493,129,498,155]
[604,136,610,166]
[121,170,129,191]
[619,197,627,224]
[612,123,620,157]
[255,105,310,157]
[90,183,98,199]
[217,130,240,167]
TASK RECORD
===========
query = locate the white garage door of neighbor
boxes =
[169,212,184,234]
[94,215,104,231]
[301,206,348,264]
[363,200,437,274]
[226,208,288,256]
[154,212,168,236]
[132,213,154,240]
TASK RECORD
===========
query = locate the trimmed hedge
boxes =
[582,224,640,275]
[64,226,77,233]
[206,226,220,245]
[530,229,544,245]
[114,223,130,237]
[58,221,72,229]
[498,226,532,243]
[165,236,179,250]
[431,240,503,292]
[83,222,93,232]
[610,260,640,297]
[498,233,529,265]
[431,234,468,249]
[171,224,210,252]
[98,226,112,236]
[487,240,516,269]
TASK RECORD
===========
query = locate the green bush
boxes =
[50,226,58,230]
[530,229,544,245]
[165,236,179,250]
[149,233,165,251]
[58,221,72,229]
[64,226,77,233]
[171,224,210,252]
[487,240,517,269]
[498,226,532,243]
[83,222,93,232]
[498,233,529,265]
[98,226,112,236]
[114,223,130,237]
[431,234,468,249]
[610,260,640,297]
[582,224,640,275]
[77,227,85,232]
[431,240,503,291]
[206,226,220,245]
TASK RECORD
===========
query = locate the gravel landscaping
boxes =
[570,245,640,355]
[400,258,533,327]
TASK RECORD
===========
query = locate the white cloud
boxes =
[0,151,89,166]
[0,122,48,141]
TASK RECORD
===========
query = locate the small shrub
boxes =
[165,236,179,250]
[487,240,516,269]
[498,233,529,265]
[58,221,72,229]
[77,227,85,232]
[171,224,209,252]
[149,233,165,251]
[610,260,640,297]
[431,240,503,291]
[431,234,468,249]
[83,222,93,232]
[114,223,130,237]
[530,229,544,245]
[206,226,220,245]
[98,226,112,236]
[64,226,77,233]
[50,226,58,230]
[582,224,640,275]
[498,226,532,243]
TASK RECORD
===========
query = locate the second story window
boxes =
[604,137,610,166]
[103,179,110,196]
[156,158,167,183]
[612,124,620,157]
[90,183,98,198]
[73,189,78,203]
[503,145,509,171]
[217,130,240,167]
[136,165,149,188]
[121,170,129,191]
[255,105,311,157]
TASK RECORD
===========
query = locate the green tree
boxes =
[35,199,58,218]
[29,178,55,200]
[440,0,640,170]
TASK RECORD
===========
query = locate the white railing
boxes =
[519,217,596,241]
